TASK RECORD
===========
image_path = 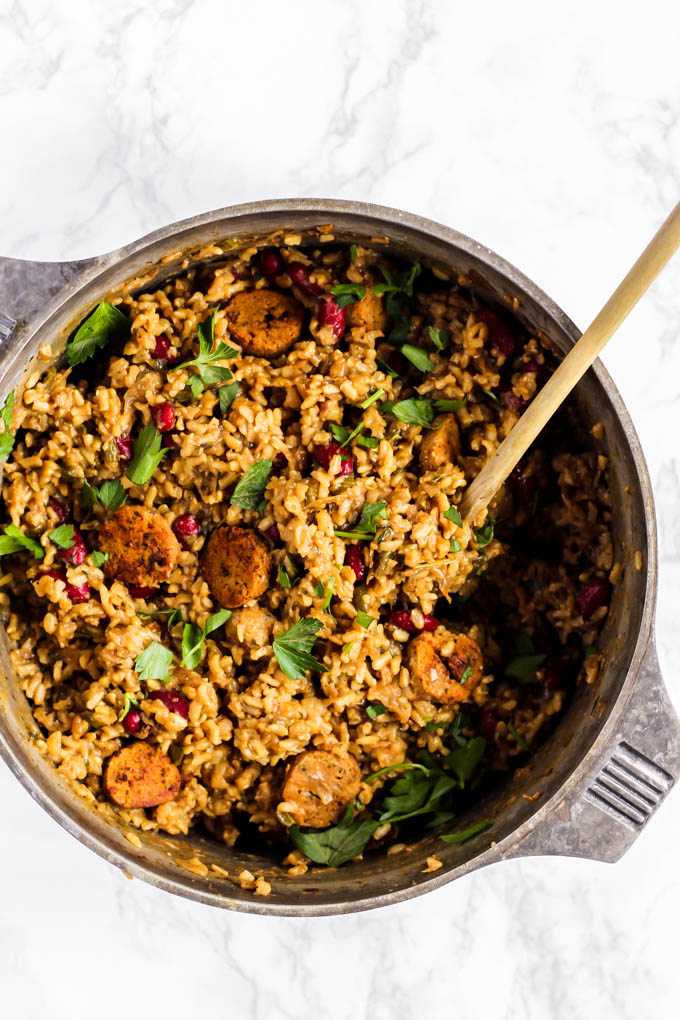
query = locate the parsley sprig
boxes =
[273,617,325,680]
[180,609,232,669]
[0,524,44,559]
[0,389,16,463]
[335,500,387,540]
[66,302,131,368]
[126,425,167,486]
[134,641,174,683]
[81,478,127,512]
[330,282,366,309]
[48,525,75,550]
[171,311,238,395]
[230,459,273,511]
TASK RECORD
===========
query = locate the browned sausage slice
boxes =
[346,288,387,334]
[201,525,271,609]
[419,414,461,471]
[408,629,483,703]
[225,289,304,357]
[282,749,362,828]
[104,742,181,808]
[99,506,181,587]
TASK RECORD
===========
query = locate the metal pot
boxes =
[0,200,677,916]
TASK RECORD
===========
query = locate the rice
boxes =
[0,238,613,867]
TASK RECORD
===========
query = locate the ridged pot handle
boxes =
[509,638,680,863]
[0,255,97,343]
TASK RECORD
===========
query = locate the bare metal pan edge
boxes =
[0,199,677,916]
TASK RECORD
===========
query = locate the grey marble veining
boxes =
[1,1,679,1017]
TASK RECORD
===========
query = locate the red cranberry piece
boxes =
[523,360,549,386]
[288,261,322,298]
[65,581,90,603]
[122,708,142,734]
[313,442,354,475]
[260,249,283,282]
[389,609,418,633]
[48,498,70,523]
[542,665,562,691]
[42,568,66,583]
[151,336,171,360]
[478,708,498,741]
[266,524,281,543]
[173,514,200,546]
[128,584,159,598]
[420,614,437,632]
[152,402,176,432]
[499,384,528,413]
[344,544,366,581]
[115,434,133,460]
[318,298,346,339]
[508,465,535,508]
[161,432,178,449]
[57,528,86,566]
[149,689,189,719]
[476,307,516,357]
[272,452,287,472]
[576,578,610,621]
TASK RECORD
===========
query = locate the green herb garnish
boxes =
[376,357,399,379]
[507,721,528,751]
[483,388,500,404]
[335,500,387,540]
[230,459,272,511]
[473,516,495,548]
[273,617,325,680]
[329,282,366,309]
[366,701,386,719]
[180,609,231,669]
[278,564,292,589]
[91,550,109,567]
[134,641,174,683]
[440,818,492,844]
[0,524,44,559]
[361,389,384,410]
[356,609,375,629]
[433,398,466,412]
[81,477,127,512]
[450,539,462,552]
[349,244,358,263]
[402,345,435,372]
[66,302,131,367]
[0,389,16,463]
[218,382,240,415]
[118,693,139,722]
[48,524,75,550]
[428,326,449,351]
[443,506,462,526]
[383,398,434,428]
[314,577,334,612]
[289,803,380,867]
[126,425,167,486]
[173,311,238,387]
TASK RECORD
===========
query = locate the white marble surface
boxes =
[1,1,680,1016]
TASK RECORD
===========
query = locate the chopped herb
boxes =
[180,609,231,669]
[460,664,472,685]
[315,577,334,612]
[585,644,599,657]
[356,609,375,629]
[402,345,435,372]
[443,506,462,527]
[349,244,358,263]
[272,617,325,680]
[366,701,387,719]
[173,311,238,387]
[379,767,458,823]
[134,641,174,683]
[278,564,292,589]
[483,388,500,404]
[433,398,466,412]
[80,478,127,512]
[387,320,410,345]
[48,524,75,550]
[341,641,355,656]
[188,375,205,398]
[507,721,528,751]
[473,516,495,548]
[373,260,422,319]
[290,803,380,867]
[441,818,492,844]
[365,761,431,784]
[218,382,240,414]
[118,693,139,722]
[230,459,272,511]
[66,302,131,367]
[384,398,434,429]
[450,539,462,553]
[0,389,16,463]
[331,421,379,451]
[342,421,367,446]
[506,650,547,684]
[361,389,384,410]
[434,736,486,787]
[428,326,449,351]
[329,282,366,309]
[126,424,167,486]
[335,500,387,540]
[0,524,44,559]
[137,607,183,628]
[91,550,109,568]
[376,357,399,379]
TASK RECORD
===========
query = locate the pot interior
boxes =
[0,205,653,913]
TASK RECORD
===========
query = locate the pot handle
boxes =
[508,638,680,863]
[0,255,97,341]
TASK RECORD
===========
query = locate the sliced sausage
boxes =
[201,525,271,609]
[419,414,461,471]
[282,749,362,828]
[346,288,387,334]
[104,742,181,809]
[99,506,180,588]
[408,628,483,703]
[225,289,304,357]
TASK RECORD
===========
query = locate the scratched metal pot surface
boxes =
[0,200,677,916]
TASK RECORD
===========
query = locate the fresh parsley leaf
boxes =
[342,421,366,447]
[66,302,131,368]
[118,693,139,722]
[379,768,458,823]
[444,506,462,527]
[173,311,238,386]
[330,282,366,309]
[205,608,231,634]
[330,424,350,444]
[349,244,358,263]
[360,389,384,410]
[366,701,386,719]
[342,641,355,656]
[0,524,44,559]
[290,804,379,867]
[449,538,462,553]
[507,721,528,751]
[48,524,75,550]
[402,345,435,372]
[0,389,16,463]
[356,610,375,629]
[440,818,492,844]
[357,435,380,449]
[365,761,431,784]
[483,388,500,404]
[180,609,231,669]
[80,477,127,512]
[428,326,449,351]
[126,425,167,486]
[134,641,174,683]
[460,664,472,685]
[376,357,399,379]
[433,398,466,412]
[91,550,109,567]
[273,617,325,680]
[506,653,547,684]
[278,564,292,589]
[188,375,205,398]
[385,398,434,428]
[335,500,387,540]
[230,459,272,511]
[218,382,240,415]
[473,516,495,548]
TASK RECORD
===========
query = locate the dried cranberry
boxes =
[313,442,353,475]
[42,568,66,583]
[420,614,438,632]
[260,249,283,282]
[272,452,287,472]
[57,528,86,566]
[149,689,189,719]
[389,610,418,633]
[523,360,549,386]
[161,432,178,449]
[128,584,158,598]
[65,581,90,603]
[48,498,70,523]
[288,261,322,298]
[318,298,346,339]
[122,708,142,734]
[476,307,516,357]
[151,402,176,432]
[115,434,133,461]
[499,384,528,413]
[266,524,281,543]
[576,578,610,620]
[344,544,366,581]
[478,708,498,741]
[508,465,535,508]
[173,514,200,545]
[151,336,171,360]
[542,665,562,691]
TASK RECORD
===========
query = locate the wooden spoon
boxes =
[460,202,680,523]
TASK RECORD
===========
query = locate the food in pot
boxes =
[0,238,613,870]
